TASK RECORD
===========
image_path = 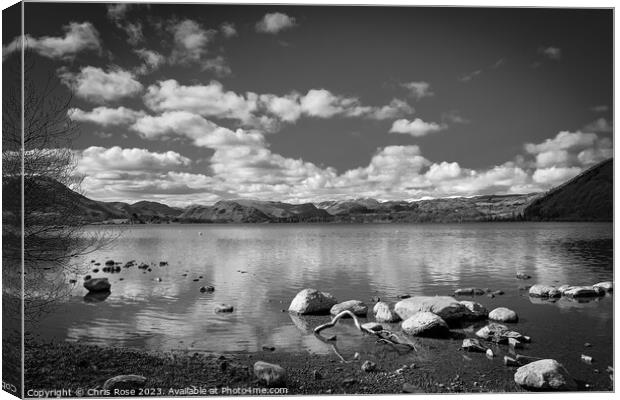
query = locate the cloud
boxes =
[591,105,609,113]
[131,111,265,149]
[143,80,412,129]
[539,46,562,60]
[106,4,130,21]
[169,19,216,64]
[69,106,146,127]
[532,166,581,185]
[459,69,482,82]
[524,130,612,169]
[106,4,144,46]
[123,22,144,46]
[59,66,143,104]
[3,22,101,60]
[133,48,166,75]
[582,118,612,133]
[77,146,191,174]
[390,118,446,137]
[256,12,297,34]
[425,162,462,181]
[401,81,434,100]
[220,22,237,38]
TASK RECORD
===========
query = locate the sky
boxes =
[2,2,614,206]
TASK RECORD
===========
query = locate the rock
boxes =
[193,278,199,282]
[593,281,613,292]
[371,296,381,302]
[516,272,531,280]
[486,349,494,358]
[83,278,111,292]
[514,359,577,391]
[361,360,377,372]
[504,356,519,367]
[84,275,92,281]
[253,361,286,386]
[508,337,522,349]
[489,307,518,323]
[528,284,561,298]
[159,261,168,266]
[262,345,275,352]
[288,288,337,315]
[200,286,215,293]
[584,342,592,347]
[581,354,593,364]
[94,263,101,266]
[476,323,526,344]
[401,312,449,337]
[361,322,383,332]
[105,260,115,266]
[398,294,411,299]
[459,300,488,320]
[395,296,472,322]
[84,291,111,303]
[454,288,485,296]
[69,279,77,284]
[563,286,605,298]
[92,269,99,273]
[102,375,146,390]
[515,355,542,366]
[330,300,368,317]
[155,277,162,282]
[462,338,487,352]
[214,304,234,313]
[487,293,495,298]
[372,302,401,322]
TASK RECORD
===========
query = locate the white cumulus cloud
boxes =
[390,118,446,137]
[69,106,146,127]
[256,12,297,34]
[59,66,143,104]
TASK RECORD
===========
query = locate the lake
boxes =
[34,222,613,388]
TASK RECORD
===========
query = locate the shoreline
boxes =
[25,337,526,396]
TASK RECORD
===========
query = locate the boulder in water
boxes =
[395,296,472,322]
[488,307,518,323]
[401,312,449,337]
[288,288,337,315]
[214,304,234,313]
[459,300,488,320]
[373,302,401,322]
[528,285,561,298]
[330,300,368,317]
[454,288,485,296]
[84,278,111,292]
[563,286,605,298]
[593,281,613,292]
[514,359,577,391]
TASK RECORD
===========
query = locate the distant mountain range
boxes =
[9,158,612,224]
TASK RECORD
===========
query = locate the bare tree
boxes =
[3,49,115,320]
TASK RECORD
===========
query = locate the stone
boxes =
[459,300,488,320]
[486,349,494,358]
[200,286,215,293]
[401,312,449,337]
[102,375,146,391]
[105,260,115,266]
[528,285,561,298]
[476,323,526,344]
[361,322,383,332]
[371,296,381,302]
[398,294,411,299]
[489,307,519,323]
[330,300,368,317]
[593,281,613,292]
[581,354,593,364]
[515,355,542,366]
[394,296,472,322]
[372,302,401,322]
[557,285,573,295]
[516,272,531,280]
[462,338,487,353]
[84,275,92,281]
[83,278,111,293]
[253,361,286,386]
[214,303,234,313]
[508,337,522,349]
[262,345,275,352]
[514,359,577,391]
[563,286,605,298]
[92,269,99,273]
[361,360,376,372]
[454,288,485,296]
[288,288,337,315]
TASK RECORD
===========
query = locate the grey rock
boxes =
[504,356,519,367]
[516,272,531,280]
[361,322,383,332]
[214,303,234,313]
[488,307,519,323]
[372,302,401,322]
[288,288,337,315]
[459,300,488,320]
[200,286,215,293]
[401,312,449,337]
[514,359,577,391]
[593,281,613,292]
[476,323,526,344]
[563,286,605,298]
[454,288,485,296]
[361,360,377,372]
[253,361,286,386]
[83,278,111,292]
[528,285,561,298]
[330,300,368,317]
[462,338,487,353]
[395,296,472,322]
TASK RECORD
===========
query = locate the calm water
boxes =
[34,223,613,386]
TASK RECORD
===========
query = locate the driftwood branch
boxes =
[313,310,417,351]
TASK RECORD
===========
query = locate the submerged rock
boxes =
[454,288,485,296]
[84,277,111,292]
[105,260,115,266]
[330,300,368,317]
[254,361,286,386]
[593,281,613,292]
[361,322,383,332]
[373,302,401,322]
[514,359,577,391]
[462,338,487,353]
[476,323,526,344]
[528,285,561,298]
[214,304,234,313]
[288,288,337,315]
[488,307,519,323]
[459,300,488,320]
[401,312,449,337]
[516,272,531,280]
[102,375,146,391]
[395,296,472,322]
[200,286,215,293]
